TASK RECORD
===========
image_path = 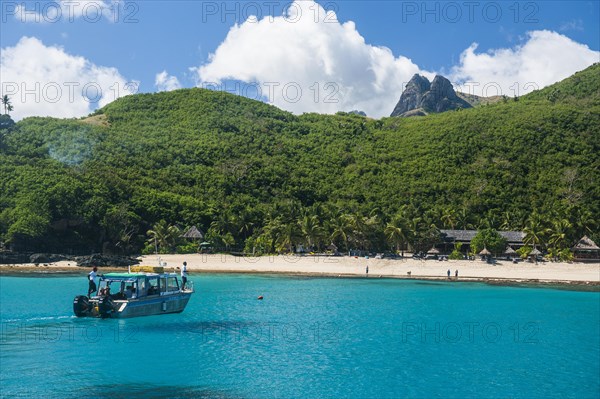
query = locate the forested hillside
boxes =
[1,64,598,256]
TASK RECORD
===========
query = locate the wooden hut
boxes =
[182,226,204,251]
[572,236,600,262]
[427,247,440,254]
[326,243,339,255]
[479,247,492,262]
[504,246,517,259]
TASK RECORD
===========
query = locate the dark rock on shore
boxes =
[30,253,69,264]
[0,252,31,264]
[0,251,139,267]
[74,254,140,267]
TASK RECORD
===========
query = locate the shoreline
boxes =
[1,254,599,291]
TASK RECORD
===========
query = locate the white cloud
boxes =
[0,36,137,121]
[155,71,182,92]
[13,1,117,23]
[194,0,424,118]
[450,30,600,97]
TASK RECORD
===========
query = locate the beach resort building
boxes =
[439,229,526,254]
[572,236,600,262]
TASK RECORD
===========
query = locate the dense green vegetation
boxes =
[1,64,598,256]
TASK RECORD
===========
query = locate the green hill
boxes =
[1,64,598,255]
[523,62,600,106]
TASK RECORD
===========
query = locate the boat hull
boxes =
[75,292,193,318]
[110,292,192,318]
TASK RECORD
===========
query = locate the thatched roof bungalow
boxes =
[182,226,204,239]
[572,236,600,262]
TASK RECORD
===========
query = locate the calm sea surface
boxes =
[0,275,598,399]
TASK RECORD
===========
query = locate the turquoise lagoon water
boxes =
[0,275,598,399]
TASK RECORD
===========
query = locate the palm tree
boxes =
[347,213,366,250]
[298,214,323,251]
[573,207,595,238]
[385,215,409,256]
[500,211,512,231]
[1,95,11,115]
[234,209,254,240]
[455,207,472,230]
[222,232,235,251]
[348,212,379,251]
[409,217,422,253]
[254,215,282,254]
[441,207,457,230]
[275,222,300,253]
[211,209,234,236]
[548,218,572,251]
[146,220,181,253]
[523,212,550,250]
[329,213,352,252]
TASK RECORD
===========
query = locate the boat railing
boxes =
[183,280,194,293]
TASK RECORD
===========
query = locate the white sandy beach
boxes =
[2,254,599,284]
[144,254,600,283]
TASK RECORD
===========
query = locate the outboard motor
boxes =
[98,296,115,318]
[73,295,90,317]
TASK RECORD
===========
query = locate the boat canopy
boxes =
[102,273,154,280]
[102,272,180,280]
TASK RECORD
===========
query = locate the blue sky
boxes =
[1,1,599,119]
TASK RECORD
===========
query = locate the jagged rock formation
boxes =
[391,74,472,117]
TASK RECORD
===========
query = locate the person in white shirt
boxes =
[181,261,188,290]
[88,267,98,297]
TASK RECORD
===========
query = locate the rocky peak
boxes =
[390,74,472,117]
[430,75,455,99]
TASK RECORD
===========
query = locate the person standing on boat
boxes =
[181,261,188,290]
[88,266,98,297]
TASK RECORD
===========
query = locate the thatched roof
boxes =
[479,248,491,255]
[440,229,525,244]
[427,247,440,254]
[182,226,204,239]
[572,236,600,251]
[504,246,517,254]
[529,248,541,255]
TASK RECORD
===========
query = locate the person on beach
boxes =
[447,269,451,279]
[366,265,369,276]
[455,270,458,280]
[181,261,188,290]
[88,266,98,297]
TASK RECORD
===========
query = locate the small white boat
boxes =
[73,268,194,318]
